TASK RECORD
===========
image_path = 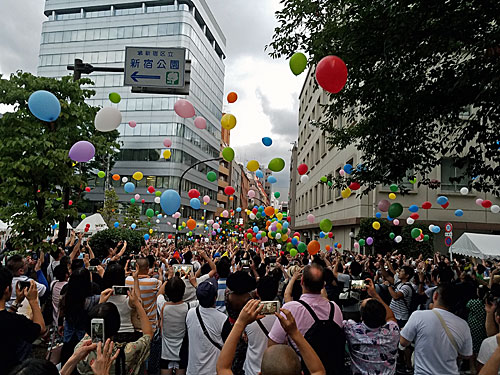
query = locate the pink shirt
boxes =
[269,293,343,345]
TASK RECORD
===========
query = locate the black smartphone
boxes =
[18,281,31,290]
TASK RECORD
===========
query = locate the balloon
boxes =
[343,164,353,174]
[134,194,140,200]
[188,189,200,199]
[81,214,86,219]
[268,158,285,172]
[227,92,238,103]
[206,171,217,182]
[389,232,395,240]
[307,214,315,224]
[319,231,325,238]
[422,201,432,209]
[290,249,298,257]
[432,226,441,233]
[174,99,195,118]
[406,218,415,225]
[307,240,320,255]
[122,177,128,183]
[94,107,121,132]
[194,116,207,129]
[221,113,237,130]
[28,90,61,122]
[358,239,366,247]
[315,55,348,94]
[113,222,119,228]
[160,190,181,215]
[190,198,201,210]
[482,200,493,208]
[130,198,136,204]
[109,92,121,103]
[476,198,484,206]
[423,235,429,241]
[455,209,464,217]
[112,174,120,181]
[133,171,143,180]
[289,52,307,75]
[248,190,256,198]
[144,234,150,240]
[319,218,332,232]
[389,184,398,193]
[411,228,422,239]
[247,160,259,172]
[354,242,360,249]
[460,187,469,195]
[436,196,448,205]
[395,235,402,243]
[163,138,172,147]
[491,205,500,214]
[69,141,95,162]
[85,187,91,192]
[264,206,275,217]
[375,212,382,219]
[378,200,390,212]
[224,186,235,195]
[267,176,277,184]
[339,169,345,176]
[393,219,400,226]
[146,208,154,218]
[262,137,273,147]
[410,213,419,220]
[163,150,171,159]
[154,196,161,204]
[187,219,196,230]
[124,182,135,193]
[341,188,352,199]
[297,242,307,253]
[320,176,328,183]
[388,193,396,200]
[155,191,161,197]
[300,175,309,183]
[97,171,105,178]
[203,195,210,203]
[408,205,419,213]
[130,223,136,229]
[236,207,242,212]
[388,203,403,218]
[366,237,374,245]
[297,164,308,175]
[372,221,381,230]
[349,182,360,191]
[255,170,264,179]
[147,186,155,194]
[128,121,137,128]
[274,192,281,198]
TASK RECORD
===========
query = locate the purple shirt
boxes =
[269,293,343,345]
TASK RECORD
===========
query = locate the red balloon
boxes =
[167,234,172,239]
[293,232,300,238]
[252,208,258,214]
[68,200,73,206]
[147,186,155,194]
[441,202,450,209]
[287,216,291,222]
[85,187,91,192]
[188,189,200,199]
[422,201,432,209]
[349,182,360,191]
[141,199,145,204]
[224,186,235,195]
[410,213,420,220]
[297,163,308,175]
[482,200,493,208]
[315,56,348,94]
[328,232,334,238]
[84,227,89,232]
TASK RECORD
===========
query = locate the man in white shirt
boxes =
[186,278,227,375]
[6,255,46,309]
[400,283,473,375]
[478,304,500,374]
[182,250,216,303]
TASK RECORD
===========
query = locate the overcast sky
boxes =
[0,0,303,200]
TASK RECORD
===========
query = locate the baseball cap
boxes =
[196,278,218,307]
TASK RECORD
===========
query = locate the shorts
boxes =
[397,319,408,329]
[161,358,187,370]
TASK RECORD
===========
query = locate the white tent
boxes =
[0,220,8,232]
[75,213,108,234]
[449,232,500,260]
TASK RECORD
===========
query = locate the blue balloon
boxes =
[409,205,419,213]
[157,214,163,219]
[283,222,289,229]
[343,164,353,174]
[387,215,393,221]
[253,226,259,233]
[214,252,221,258]
[28,90,61,122]
[375,212,382,219]
[267,176,277,184]
[291,237,299,246]
[319,232,325,238]
[124,182,135,193]
[455,209,464,217]
[256,170,264,178]
[160,189,181,215]
[436,196,448,205]
[236,207,242,212]
[432,226,441,233]
[131,223,137,229]
[256,233,262,240]
[144,234,150,240]
[114,222,119,228]
[217,228,221,233]
[190,198,201,210]
[262,137,273,147]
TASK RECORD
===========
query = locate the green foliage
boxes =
[357,218,434,258]
[98,189,119,227]
[0,72,120,251]
[269,0,500,194]
[122,203,150,230]
[89,228,145,259]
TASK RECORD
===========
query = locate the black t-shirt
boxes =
[0,309,41,373]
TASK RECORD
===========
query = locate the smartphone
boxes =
[30,252,38,261]
[173,264,193,275]
[130,260,136,271]
[351,280,366,290]
[241,259,250,267]
[88,266,98,272]
[193,251,198,256]
[18,281,31,290]
[91,318,105,343]
[269,256,277,264]
[113,285,132,296]
[154,266,159,273]
[259,301,279,315]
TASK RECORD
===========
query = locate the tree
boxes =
[89,228,145,259]
[98,189,119,227]
[0,72,120,251]
[269,0,500,194]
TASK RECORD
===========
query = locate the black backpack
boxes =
[401,282,427,315]
[292,300,346,375]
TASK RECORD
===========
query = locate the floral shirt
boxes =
[344,319,400,375]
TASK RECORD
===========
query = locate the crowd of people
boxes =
[2,230,500,375]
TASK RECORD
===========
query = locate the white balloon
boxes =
[349,232,354,238]
[277,244,282,250]
[406,218,415,225]
[94,107,122,132]
[154,197,161,204]
[460,187,469,195]
[491,205,500,214]
[249,213,256,220]
[300,175,309,183]
[428,225,435,232]
[395,235,402,243]
[248,190,256,198]
[156,219,160,223]
[205,238,210,243]
[122,177,128,183]
[276,233,282,239]
[172,224,176,229]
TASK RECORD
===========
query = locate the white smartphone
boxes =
[173,264,193,275]
[259,301,279,315]
[113,285,132,296]
[91,318,105,343]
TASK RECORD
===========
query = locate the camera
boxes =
[351,280,367,290]
[113,286,131,296]
[259,301,279,315]
[91,318,105,343]
[18,281,31,290]
[130,260,136,271]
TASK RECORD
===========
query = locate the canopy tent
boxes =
[449,232,500,260]
[75,213,108,234]
[0,220,8,232]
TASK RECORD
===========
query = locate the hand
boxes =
[25,280,38,302]
[97,265,105,278]
[15,282,26,304]
[132,268,139,280]
[90,339,120,375]
[383,280,391,287]
[83,254,90,269]
[35,252,43,272]
[99,288,113,304]
[73,339,97,361]
[365,279,377,298]
[236,299,264,326]
[292,267,303,281]
[128,289,140,308]
[188,272,197,288]
[275,308,299,337]
[486,301,497,314]
[167,265,174,279]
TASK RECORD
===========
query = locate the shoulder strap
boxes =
[433,310,459,352]
[196,306,222,350]
[328,302,335,321]
[257,319,269,337]
[298,299,320,322]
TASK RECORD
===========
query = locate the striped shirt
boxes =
[389,282,413,321]
[126,276,162,331]
[216,278,227,314]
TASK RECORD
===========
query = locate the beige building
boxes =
[289,68,500,254]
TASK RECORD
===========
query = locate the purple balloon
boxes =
[69,141,95,162]
[366,237,374,246]
[378,199,390,212]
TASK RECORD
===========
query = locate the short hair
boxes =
[438,267,455,283]
[165,277,185,303]
[477,264,486,274]
[183,251,193,264]
[402,266,415,280]
[216,258,231,278]
[146,255,155,268]
[53,265,69,282]
[87,302,121,339]
[360,298,387,329]
[137,258,149,271]
[349,261,362,277]
[0,266,13,297]
[257,276,279,301]
[71,259,84,272]
[103,263,125,289]
[436,283,459,310]
[261,345,301,375]
[8,358,59,375]
[6,254,24,274]
[302,264,325,293]
[200,263,211,276]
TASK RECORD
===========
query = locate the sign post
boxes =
[445,222,453,248]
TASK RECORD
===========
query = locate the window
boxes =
[441,158,470,192]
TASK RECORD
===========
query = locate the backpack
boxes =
[292,300,345,375]
[400,282,427,315]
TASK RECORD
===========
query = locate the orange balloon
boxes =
[112,174,120,181]
[307,240,321,255]
[187,219,196,231]
[229,196,234,201]
[227,92,238,103]
[264,206,275,217]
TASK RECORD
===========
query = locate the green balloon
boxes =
[222,147,235,162]
[327,181,333,187]
[274,192,281,198]
[155,210,159,215]
[298,242,307,253]
[268,158,285,172]
[130,198,135,204]
[155,191,162,197]
[389,184,398,192]
[109,92,121,103]
[258,207,264,212]
[286,242,293,250]
[320,176,327,183]
[256,212,262,218]
[290,248,298,257]
[271,231,277,238]
[319,218,332,232]
[389,232,395,239]
[207,171,217,182]
[81,214,86,219]
[388,203,403,218]
[97,171,105,178]
[424,234,430,241]
[359,239,366,246]
[289,52,307,76]
[188,231,192,236]
[146,208,154,218]
[411,228,421,239]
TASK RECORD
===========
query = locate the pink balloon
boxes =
[194,116,207,130]
[163,138,172,147]
[354,242,360,249]
[248,190,256,198]
[203,195,210,203]
[213,223,220,230]
[173,212,181,219]
[476,198,484,206]
[307,214,315,224]
[134,194,140,200]
[339,169,345,176]
[174,99,195,118]
[378,199,390,212]
[393,219,400,226]
[222,210,229,218]
[128,121,137,128]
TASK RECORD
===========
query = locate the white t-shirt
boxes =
[401,308,473,375]
[47,257,60,282]
[108,294,134,333]
[244,315,277,375]
[183,274,210,303]
[478,336,500,374]
[186,305,227,375]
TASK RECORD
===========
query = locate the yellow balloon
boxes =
[182,221,186,226]
[201,216,204,220]
[149,229,153,234]
[221,113,237,130]
[388,193,396,200]
[268,231,273,238]
[276,213,283,221]
[163,149,171,159]
[133,171,143,180]
[276,223,282,231]
[247,160,259,172]
[281,234,288,242]
[341,188,352,199]
[372,221,381,230]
